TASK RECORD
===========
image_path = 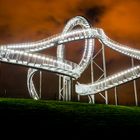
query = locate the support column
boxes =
[102,43,108,104]
[89,54,95,103]
[90,42,108,104]
[58,75,72,101]
[63,76,66,101]
[77,95,80,101]
[114,86,118,105]
[68,78,72,101]
[39,71,42,99]
[59,76,62,100]
[131,57,138,106]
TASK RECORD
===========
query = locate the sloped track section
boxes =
[0,16,140,100]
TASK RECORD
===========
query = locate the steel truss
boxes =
[0,16,139,105]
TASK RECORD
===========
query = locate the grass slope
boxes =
[0,97,140,135]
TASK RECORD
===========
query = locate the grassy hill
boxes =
[0,97,140,136]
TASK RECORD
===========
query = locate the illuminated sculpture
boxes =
[0,16,139,105]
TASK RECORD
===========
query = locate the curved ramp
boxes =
[0,16,140,100]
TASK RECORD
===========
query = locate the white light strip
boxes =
[0,16,140,100]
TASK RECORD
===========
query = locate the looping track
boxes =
[0,16,140,100]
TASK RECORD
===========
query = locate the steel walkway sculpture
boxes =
[0,16,139,104]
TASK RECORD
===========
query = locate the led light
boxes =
[0,16,140,101]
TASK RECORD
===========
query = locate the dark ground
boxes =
[0,98,140,138]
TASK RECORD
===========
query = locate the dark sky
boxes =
[0,0,140,105]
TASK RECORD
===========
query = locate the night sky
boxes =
[0,0,140,105]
